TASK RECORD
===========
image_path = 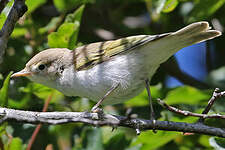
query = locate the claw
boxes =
[91,107,103,114]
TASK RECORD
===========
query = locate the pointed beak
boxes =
[11,69,32,78]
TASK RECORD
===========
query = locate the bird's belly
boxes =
[100,82,146,105]
[75,74,146,105]
[60,51,159,105]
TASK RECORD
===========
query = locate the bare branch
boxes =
[0,107,225,138]
[26,93,53,150]
[199,88,225,122]
[0,0,27,63]
[157,98,225,119]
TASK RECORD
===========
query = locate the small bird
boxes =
[11,22,221,117]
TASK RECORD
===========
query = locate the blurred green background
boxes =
[0,0,225,150]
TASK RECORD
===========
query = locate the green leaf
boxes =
[168,114,198,123]
[11,28,27,38]
[20,83,64,102]
[104,133,130,150]
[25,0,47,14]
[0,1,13,29]
[165,86,211,105]
[125,90,148,107]
[199,135,211,148]
[81,127,104,150]
[0,13,6,29]
[0,72,13,107]
[188,0,225,22]
[48,23,77,48]
[8,98,28,109]
[162,0,179,13]
[156,0,166,14]
[65,5,85,24]
[125,85,162,107]
[0,123,7,137]
[48,5,85,49]
[131,130,179,149]
[125,145,142,150]
[82,127,103,150]
[39,16,62,34]
[53,0,93,12]
[8,137,22,150]
[65,5,85,49]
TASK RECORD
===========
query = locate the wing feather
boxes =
[74,33,170,70]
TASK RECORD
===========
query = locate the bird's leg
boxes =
[91,83,119,112]
[145,79,156,124]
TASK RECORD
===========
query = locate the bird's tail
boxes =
[172,21,221,47]
[148,21,221,64]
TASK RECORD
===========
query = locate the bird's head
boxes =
[11,48,73,86]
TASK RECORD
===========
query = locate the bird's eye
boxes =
[38,64,45,70]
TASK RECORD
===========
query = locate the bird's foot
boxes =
[91,106,105,120]
[91,105,103,113]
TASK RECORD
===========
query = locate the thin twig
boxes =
[0,0,27,63]
[26,93,53,150]
[199,88,225,122]
[0,108,224,137]
[26,125,41,150]
[157,98,225,119]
